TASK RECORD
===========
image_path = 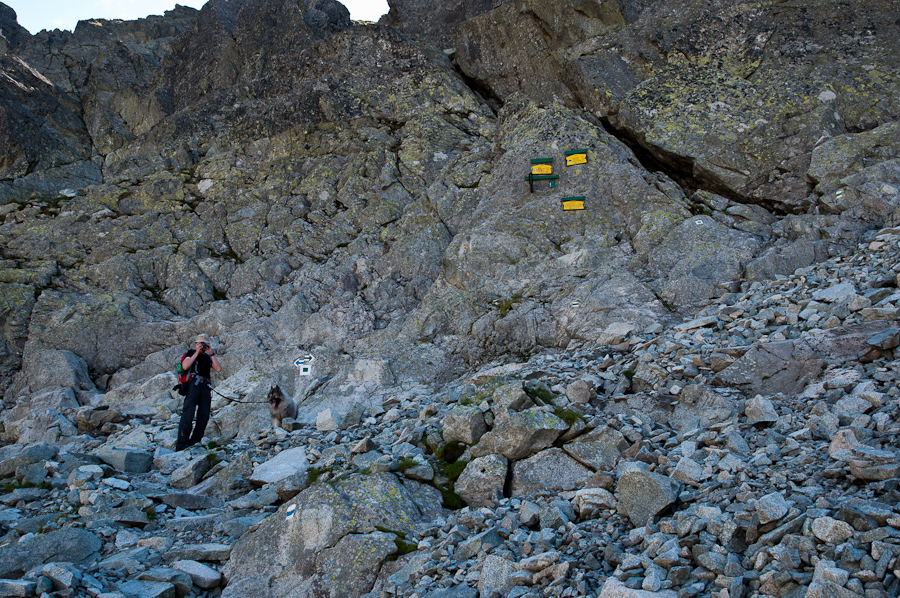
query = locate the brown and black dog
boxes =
[267,385,298,429]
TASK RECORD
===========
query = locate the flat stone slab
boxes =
[0,579,36,597]
[172,559,222,589]
[117,579,176,598]
[811,283,858,302]
[96,447,153,473]
[249,447,308,486]
[673,316,719,331]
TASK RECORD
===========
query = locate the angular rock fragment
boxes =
[222,473,442,598]
[510,448,592,497]
[563,425,629,471]
[671,456,705,485]
[455,529,503,561]
[455,453,507,507]
[811,517,854,543]
[565,379,594,404]
[755,492,790,524]
[471,407,568,460]
[745,395,778,425]
[616,468,680,527]
[249,446,308,486]
[96,446,154,474]
[172,559,223,588]
[491,382,536,412]
[478,554,520,598]
[170,454,212,489]
[572,487,616,520]
[847,445,900,481]
[598,577,678,598]
[316,408,342,431]
[441,405,487,445]
[0,528,102,578]
[670,384,736,428]
[117,579,176,598]
[716,340,824,396]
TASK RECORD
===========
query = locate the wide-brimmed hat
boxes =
[195,334,211,345]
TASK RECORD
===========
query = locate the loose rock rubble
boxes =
[0,229,896,598]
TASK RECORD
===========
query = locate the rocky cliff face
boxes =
[4,0,896,397]
[0,0,898,597]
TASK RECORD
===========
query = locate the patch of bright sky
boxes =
[6,0,389,35]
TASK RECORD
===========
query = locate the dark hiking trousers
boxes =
[177,377,211,450]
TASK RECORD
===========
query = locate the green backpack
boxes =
[174,351,195,396]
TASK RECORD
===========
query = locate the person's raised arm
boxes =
[182,343,203,369]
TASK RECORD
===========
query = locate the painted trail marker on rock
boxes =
[561,196,585,211]
[565,149,588,166]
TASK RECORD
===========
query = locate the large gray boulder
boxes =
[806,321,900,364]
[490,382,535,412]
[422,586,478,598]
[187,452,254,501]
[441,405,488,445]
[0,528,102,578]
[0,443,58,477]
[669,384,737,429]
[170,455,213,489]
[455,453,508,507]
[478,554,521,598]
[248,446,309,486]
[562,425,629,471]
[116,580,177,598]
[715,339,825,396]
[471,406,569,460]
[0,387,79,444]
[616,468,681,527]
[96,446,154,474]
[253,531,399,598]
[717,321,898,396]
[510,448,593,497]
[221,473,444,598]
[847,446,900,482]
[22,349,94,392]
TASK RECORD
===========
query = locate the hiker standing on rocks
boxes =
[177,333,221,451]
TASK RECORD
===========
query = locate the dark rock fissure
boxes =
[598,115,748,206]
[451,61,503,114]
[502,458,515,498]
